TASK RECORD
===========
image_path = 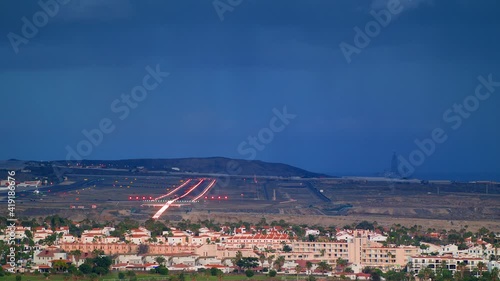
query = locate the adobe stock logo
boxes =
[65,64,169,161]
[213,0,243,21]
[237,106,297,160]
[339,0,406,64]
[7,0,70,54]
[397,74,500,177]
[215,106,297,188]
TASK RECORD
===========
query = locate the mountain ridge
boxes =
[13,157,333,178]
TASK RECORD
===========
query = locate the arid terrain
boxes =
[5,170,499,232]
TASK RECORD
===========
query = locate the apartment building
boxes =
[292,241,350,262]
[226,233,290,250]
[360,244,418,269]
[409,255,485,274]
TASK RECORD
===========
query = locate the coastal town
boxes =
[1,217,499,280]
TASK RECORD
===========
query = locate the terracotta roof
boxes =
[37,250,57,258]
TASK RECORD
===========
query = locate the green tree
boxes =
[476,261,486,277]
[245,269,255,278]
[490,267,499,281]
[336,257,348,267]
[316,261,332,275]
[155,256,166,266]
[267,255,275,269]
[456,262,467,280]
[78,264,92,275]
[210,267,222,276]
[236,257,259,271]
[282,245,292,252]
[156,265,169,275]
[384,270,405,281]
[216,270,223,281]
[91,256,112,275]
[306,261,313,274]
[295,265,302,281]
[417,267,434,281]
[52,260,69,272]
[258,254,266,267]
[269,270,277,277]
[355,221,375,230]
[273,256,285,272]
[233,251,244,272]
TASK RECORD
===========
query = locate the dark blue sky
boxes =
[1,0,499,179]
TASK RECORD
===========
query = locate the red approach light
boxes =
[136,196,139,200]
[129,196,132,200]
[142,196,146,200]
[211,196,214,199]
[218,196,221,200]
[149,196,152,200]
[204,196,208,199]
[224,196,228,199]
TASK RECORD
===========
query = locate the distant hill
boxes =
[51,157,330,178]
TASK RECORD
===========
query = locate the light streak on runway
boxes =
[154,179,192,201]
[192,179,217,201]
[151,178,204,219]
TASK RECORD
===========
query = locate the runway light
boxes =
[204,196,208,199]
[129,196,132,200]
[224,196,228,199]
[211,196,214,199]
[142,196,146,200]
[136,196,139,200]
[149,196,152,200]
[218,196,221,200]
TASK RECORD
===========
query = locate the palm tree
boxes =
[439,261,447,270]
[73,270,83,281]
[273,256,285,272]
[457,262,467,279]
[306,261,313,275]
[70,250,82,264]
[155,256,166,266]
[295,265,302,281]
[336,257,348,268]
[417,267,432,281]
[477,261,486,277]
[491,267,499,281]
[204,268,211,281]
[267,255,275,269]
[259,254,266,268]
[316,261,332,276]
